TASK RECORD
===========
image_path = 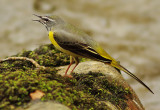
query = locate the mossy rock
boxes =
[0,44,143,110]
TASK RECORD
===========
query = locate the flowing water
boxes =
[0,0,160,109]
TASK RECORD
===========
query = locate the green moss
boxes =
[14,44,70,67]
[0,44,132,110]
[72,72,132,109]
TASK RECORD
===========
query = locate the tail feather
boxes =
[111,62,154,94]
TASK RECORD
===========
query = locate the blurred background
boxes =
[0,0,159,109]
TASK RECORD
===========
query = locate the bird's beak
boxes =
[32,14,42,22]
[32,14,49,31]
[33,14,42,18]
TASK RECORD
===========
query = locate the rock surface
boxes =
[25,101,71,110]
[0,44,144,110]
[58,61,144,110]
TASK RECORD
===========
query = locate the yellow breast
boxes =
[48,31,81,57]
[49,31,63,51]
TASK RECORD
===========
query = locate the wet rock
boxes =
[57,61,144,110]
[0,44,144,110]
[25,100,71,110]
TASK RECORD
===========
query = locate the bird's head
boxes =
[33,14,64,31]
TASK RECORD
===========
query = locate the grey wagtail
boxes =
[33,14,154,94]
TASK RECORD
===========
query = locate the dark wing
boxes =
[53,31,111,63]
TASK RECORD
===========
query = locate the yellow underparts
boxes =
[48,31,81,57]
[48,31,118,67]
[49,31,61,50]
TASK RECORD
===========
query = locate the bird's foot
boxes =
[64,74,73,78]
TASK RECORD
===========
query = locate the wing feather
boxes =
[53,31,111,63]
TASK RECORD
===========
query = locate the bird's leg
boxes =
[64,56,74,78]
[70,57,79,74]
[64,56,79,78]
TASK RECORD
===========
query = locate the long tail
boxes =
[111,62,154,94]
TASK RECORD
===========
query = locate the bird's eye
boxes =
[43,18,49,22]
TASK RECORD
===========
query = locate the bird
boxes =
[33,14,154,94]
